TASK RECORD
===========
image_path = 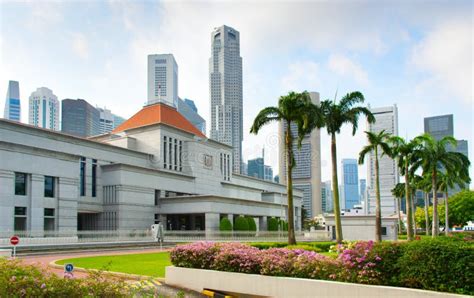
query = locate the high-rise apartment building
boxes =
[279,92,322,218]
[424,114,469,192]
[4,80,21,122]
[147,54,178,107]
[177,98,206,135]
[28,87,59,131]
[209,25,243,173]
[366,105,399,215]
[61,99,100,137]
[341,159,360,210]
[321,181,333,213]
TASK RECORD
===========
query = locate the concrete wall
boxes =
[325,216,398,241]
[166,267,462,298]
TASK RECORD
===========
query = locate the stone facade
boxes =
[0,116,302,234]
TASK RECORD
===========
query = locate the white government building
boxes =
[0,102,301,235]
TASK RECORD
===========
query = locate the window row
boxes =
[14,173,56,198]
[220,153,231,181]
[14,206,55,232]
[163,136,183,172]
[80,157,97,197]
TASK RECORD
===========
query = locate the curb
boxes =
[49,260,165,283]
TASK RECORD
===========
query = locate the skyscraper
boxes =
[61,99,100,137]
[248,157,264,179]
[209,25,243,173]
[359,178,367,204]
[264,165,273,182]
[147,54,178,107]
[4,80,21,122]
[367,105,399,215]
[424,114,469,191]
[28,87,59,131]
[424,114,453,141]
[321,181,333,213]
[97,107,114,135]
[279,92,322,218]
[341,159,360,210]
[177,98,206,135]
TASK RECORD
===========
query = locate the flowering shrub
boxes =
[171,242,341,280]
[211,243,261,273]
[0,259,147,297]
[336,240,384,284]
[170,241,220,269]
[170,239,472,295]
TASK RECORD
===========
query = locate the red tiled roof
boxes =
[112,103,206,138]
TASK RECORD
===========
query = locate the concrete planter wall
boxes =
[166,266,466,298]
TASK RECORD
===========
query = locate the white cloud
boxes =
[72,33,89,60]
[281,61,322,92]
[328,54,369,86]
[411,19,473,105]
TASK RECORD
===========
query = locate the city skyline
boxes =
[0,1,472,181]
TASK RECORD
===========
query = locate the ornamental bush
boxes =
[211,243,261,274]
[246,217,257,231]
[278,219,288,231]
[219,218,232,231]
[170,242,220,269]
[397,238,474,295]
[267,217,279,231]
[0,259,142,297]
[234,216,249,231]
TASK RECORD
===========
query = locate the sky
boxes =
[0,0,473,183]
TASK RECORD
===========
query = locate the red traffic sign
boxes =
[10,236,19,246]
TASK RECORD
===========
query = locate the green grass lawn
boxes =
[56,252,171,278]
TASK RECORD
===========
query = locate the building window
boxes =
[44,208,55,231]
[15,173,27,195]
[80,157,86,196]
[163,136,167,168]
[14,207,27,231]
[179,141,183,171]
[44,176,55,198]
[154,214,160,224]
[92,159,97,197]
[154,190,161,206]
[169,138,173,169]
[382,227,387,236]
[174,139,178,171]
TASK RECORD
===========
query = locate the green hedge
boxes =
[246,217,257,231]
[219,218,232,231]
[267,217,279,231]
[249,241,335,252]
[397,238,474,294]
[234,216,249,231]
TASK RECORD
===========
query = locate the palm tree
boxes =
[388,136,420,241]
[413,174,432,235]
[391,182,406,233]
[437,159,470,235]
[359,130,392,242]
[319,92,374,243]
[250,91,321,245]
[412,134,469,237]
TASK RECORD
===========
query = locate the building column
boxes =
[30,174,44,237]
[205,213,220,232]
[259,216,267,232]
[0,170,14,233]
[57,177,78,236]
